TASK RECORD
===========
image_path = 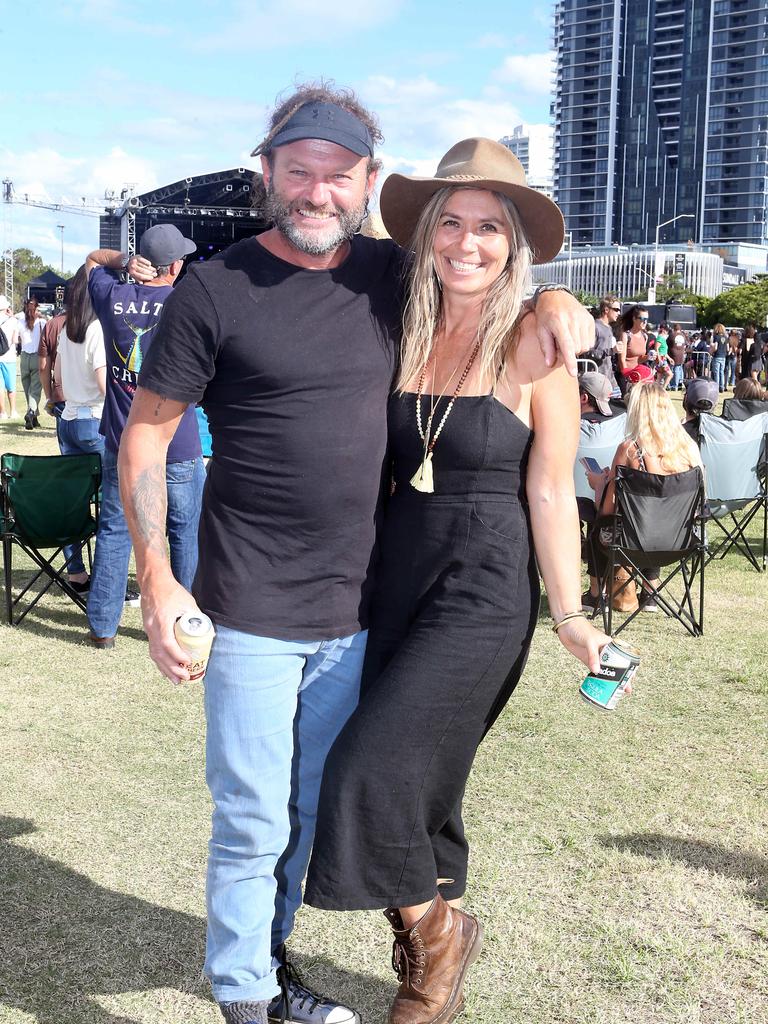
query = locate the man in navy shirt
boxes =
[85,225,205,648]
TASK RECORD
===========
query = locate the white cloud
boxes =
[493,52,555,95]
[1,146,161,207]
[365,75,449,107]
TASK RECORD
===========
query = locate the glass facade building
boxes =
[553,0,768,247]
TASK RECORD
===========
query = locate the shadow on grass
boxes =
[599,832,768,906]
[0,578,145,644]
[0,817,385,1024]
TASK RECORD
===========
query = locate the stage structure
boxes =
[99,168,267,261]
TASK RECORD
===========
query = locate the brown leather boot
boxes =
[384,893,483,1024]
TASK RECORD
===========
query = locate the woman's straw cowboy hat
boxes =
[379,137,565,264]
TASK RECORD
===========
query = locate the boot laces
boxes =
[391,932,426,988]
[275,957,323,1020]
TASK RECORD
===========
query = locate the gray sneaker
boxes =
[268,948,360,1024]
[221,1001,269,1024]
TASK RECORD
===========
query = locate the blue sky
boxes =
[2,0,554,272]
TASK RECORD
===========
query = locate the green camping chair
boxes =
[1,452,102,625]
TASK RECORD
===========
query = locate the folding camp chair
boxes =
[0,452,102,625]
[597,465,706,637]
[698,412,768,572]
[721,398,767,422]
[574,414,627,500]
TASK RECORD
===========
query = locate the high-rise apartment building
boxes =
[499,124,555,197]
[553,0,768,248]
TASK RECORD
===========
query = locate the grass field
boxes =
[1,397,766,1024]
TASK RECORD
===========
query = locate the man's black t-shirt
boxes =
[139,234,404,640]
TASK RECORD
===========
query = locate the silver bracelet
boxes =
[532,284,575,307]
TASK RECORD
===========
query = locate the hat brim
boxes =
[379,173,565,264]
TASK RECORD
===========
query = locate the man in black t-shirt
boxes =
[117,86,597,1024]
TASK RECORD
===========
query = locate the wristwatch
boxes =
[120,253,131,273]
[531,284,575,305]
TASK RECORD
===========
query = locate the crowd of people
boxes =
[1,82,766,1024]
[584,297,768,398]
[0,223,205,644]
[577,293,767,617]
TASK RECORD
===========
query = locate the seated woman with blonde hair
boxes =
[585,381,702,612]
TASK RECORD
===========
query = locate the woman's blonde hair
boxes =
[714,323,726,334]
[396,187,532,392]
[626,382,702,472]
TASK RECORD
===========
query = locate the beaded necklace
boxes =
[411,340,481,493]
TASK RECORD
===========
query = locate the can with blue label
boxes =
[579,639,640,711]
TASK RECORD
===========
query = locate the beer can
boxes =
[579,639,640,711]
[174,612,216,681]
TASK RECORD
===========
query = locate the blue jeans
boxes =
[671,364,684,390]
[712,356,726,391]
[86,448,205,638]
[58,415,105,575]
[203,626,366,1005]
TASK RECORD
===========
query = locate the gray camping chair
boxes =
[698,412,768,571]
[574,414,627,500]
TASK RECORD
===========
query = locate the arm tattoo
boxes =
[153,396,167,417]
[132,463,169,560]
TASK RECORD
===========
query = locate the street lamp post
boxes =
[563,230,573,292]
[56,224,65,274]
[652,214,694,304]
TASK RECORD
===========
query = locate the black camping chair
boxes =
[721,398,767,422]
[0,452,102,625]
[596,465,706,637]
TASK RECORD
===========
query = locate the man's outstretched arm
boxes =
[119,386,201,682]
[530,289,595,376]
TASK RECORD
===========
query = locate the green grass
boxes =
[1,404,766,1024]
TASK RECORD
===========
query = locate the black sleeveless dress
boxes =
[304,392,540,911]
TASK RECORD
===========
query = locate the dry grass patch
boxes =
[0,417,766,1024]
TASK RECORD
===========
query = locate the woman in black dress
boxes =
[305,139,612,1024]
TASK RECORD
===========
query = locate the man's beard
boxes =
[265,182,368,256]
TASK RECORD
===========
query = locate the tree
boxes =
[705,277,768,328]
[4,248,59,309]
[573,289,599,309]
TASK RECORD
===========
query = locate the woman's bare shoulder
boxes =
[512,311,554,379]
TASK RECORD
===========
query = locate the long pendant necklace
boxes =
[411,340,481,493]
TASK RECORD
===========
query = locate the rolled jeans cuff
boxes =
[210,972,280,1006]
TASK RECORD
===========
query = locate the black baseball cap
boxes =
[139,224,197,267]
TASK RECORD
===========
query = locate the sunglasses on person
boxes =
[610,306,621,312]
[636,315,648,321]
